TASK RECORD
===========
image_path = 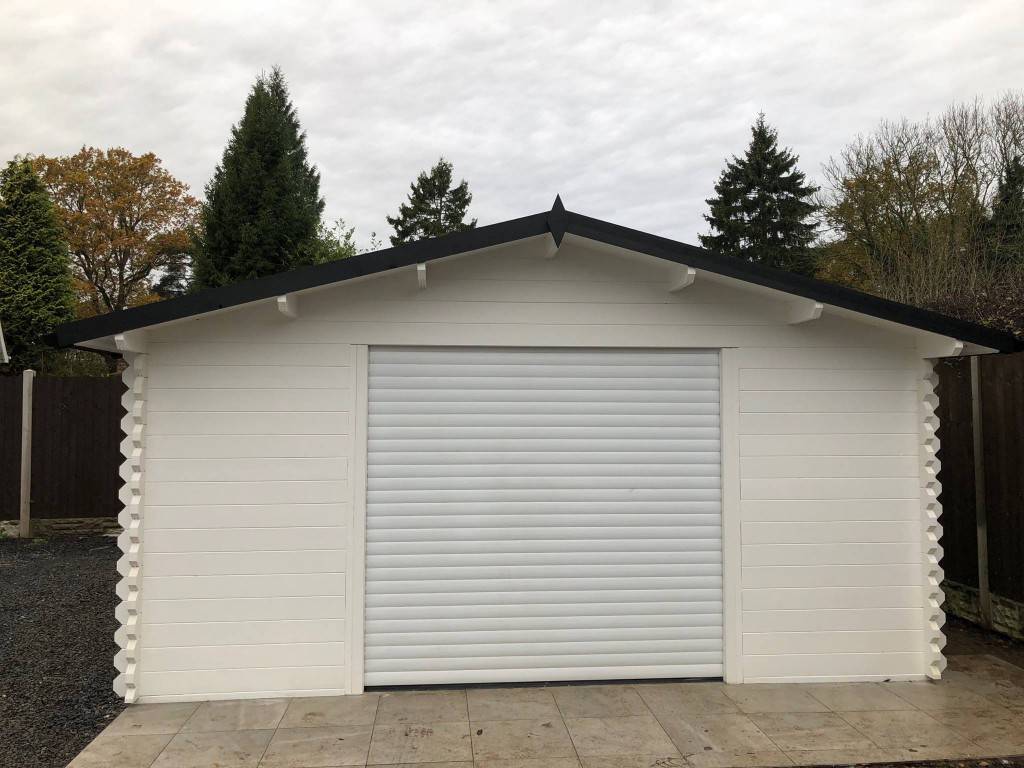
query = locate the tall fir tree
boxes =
[700,115,820,276]
[193,67,324,289]
[0,159,75,371]
[387,158,476,245]
[986,155,1024,264]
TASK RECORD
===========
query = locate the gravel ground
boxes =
[0,535,125,768]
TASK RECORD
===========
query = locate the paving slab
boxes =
[563,715,679,758]
[472,718,577,760]
[181,699,288,733]
[368,721,473,764]
[64,659,1024,768]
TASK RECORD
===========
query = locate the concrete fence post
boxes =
[970,355,992,628]
[19,369,34,538]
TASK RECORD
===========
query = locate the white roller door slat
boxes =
[368,602,723,621]
[365,347,722,685]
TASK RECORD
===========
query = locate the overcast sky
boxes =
[3,1,1023,248]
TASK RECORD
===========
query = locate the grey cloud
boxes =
[2,0,1022,249]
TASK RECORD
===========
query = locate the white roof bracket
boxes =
[114,330,147,354]
[417,263,427,289]
[788,299,824,325]
[668,265,696,292]
[276,294,298,319]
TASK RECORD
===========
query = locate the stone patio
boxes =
[68,654,1024,768]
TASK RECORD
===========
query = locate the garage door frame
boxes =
[345,344,743,693]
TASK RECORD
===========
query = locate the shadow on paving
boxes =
[0,535,125,768]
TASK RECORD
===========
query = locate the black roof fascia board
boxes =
[565,212,1019,353]
[53,201,1020,353]
[51,211,551,347]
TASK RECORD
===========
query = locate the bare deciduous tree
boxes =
[819,92,1024,335]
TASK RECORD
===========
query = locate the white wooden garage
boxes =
[55,198,1018,703]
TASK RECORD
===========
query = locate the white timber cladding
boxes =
[364,347,723,685]
[736,348,927,682]
[123,234,943,701]
[136,341,356,701]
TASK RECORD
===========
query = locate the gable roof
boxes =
[52,197,1020,353]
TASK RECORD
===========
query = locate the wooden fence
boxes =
[0,375,124,523]
[936,352,1024,633]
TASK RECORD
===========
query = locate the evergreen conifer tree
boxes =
[387,158,476,245]
[700,115,820,276]
[193,67,324,289]
[986,155,1024,264]
[0,159,75,370]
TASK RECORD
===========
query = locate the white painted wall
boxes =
[732,347,927,682]
[123,234,941,701]
[138,341,356,701]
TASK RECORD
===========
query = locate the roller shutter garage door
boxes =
[364,347,723,685]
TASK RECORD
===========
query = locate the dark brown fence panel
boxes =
[937,351,1024,609]
[935,358,978,588]
[979,353,1024,603]
[0,376,23,519]
[28,376,125,520]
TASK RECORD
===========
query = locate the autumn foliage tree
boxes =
[819,93,1024,335]
[34,147,199,314]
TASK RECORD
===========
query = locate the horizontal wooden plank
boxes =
[743,586,922,611]
[149,365,351,389]
[145,526,349,554]
[741,455,918,479]
[147,434,349,460]
[144,596,345,623]
[137,665,347,698]
[147,388,352,413]
[142,573,345,600]
[146,504,349,530]
[740,499,920,522]
[739,368,915,391]
[389,276,701,304]
[144,641,345,672]
[741,477,919,500]
[272,323,903,350]
[742,564,922,588]
[742,652,924,679]
[150,341,352,367]
[147,457,347,482]
[147,411,350,436]
[145,480,349,506]
[145,619,346,649]
[742,521,920,546]
[737,348,913,370]
[740,434,918,457]
[144,550,347,577]
[742,542,922,567]
[309,299,791,327]
[740,412,917,435]
[743,608,924,633]
[740,390,917,414]
[743,630,924,656]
